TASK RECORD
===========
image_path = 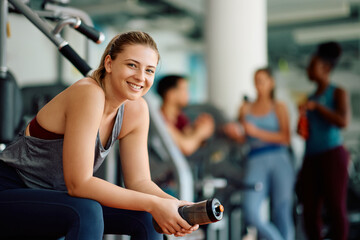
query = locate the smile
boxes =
[128,82,143,90]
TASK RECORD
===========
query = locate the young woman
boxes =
[297,42,350,240]
[224,68,294,240]
[0,31,198,239]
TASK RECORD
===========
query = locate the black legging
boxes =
[0,161,162,240]
[297,146,349,240]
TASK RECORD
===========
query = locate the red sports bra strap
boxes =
[29,117,64,140]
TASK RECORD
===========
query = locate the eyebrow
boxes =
[125,59,156,69]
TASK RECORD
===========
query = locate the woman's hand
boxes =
[223,122,244,142]
[174,200,199,237]
[243,121,259,137]
[305,101,318,111]
[150,198,199,236]
[299,100,317,112]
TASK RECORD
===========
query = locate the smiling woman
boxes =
[102,44,158,101]
[0,31,198,240]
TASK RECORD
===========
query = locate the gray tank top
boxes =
[0,105,124,191]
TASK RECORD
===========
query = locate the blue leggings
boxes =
[242,148,295,240]
[0,161,162,240]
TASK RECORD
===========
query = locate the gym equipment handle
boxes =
[59,44,92,77]
[74,20,105,44]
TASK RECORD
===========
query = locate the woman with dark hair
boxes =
[0,31,198,239]
[224,68,294,240]
[297,41,350,240]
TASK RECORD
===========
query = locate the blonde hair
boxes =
[90,31,160,89]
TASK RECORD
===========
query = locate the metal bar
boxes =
[52,17,78,35]
[44,3,94,61]
[8,0,66,48]
[145,93,194,202]
[0,0,8,78]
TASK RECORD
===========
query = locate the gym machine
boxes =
[0,0,104,148]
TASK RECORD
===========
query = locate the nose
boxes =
[134,69,146,82]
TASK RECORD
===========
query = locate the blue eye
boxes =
[128,63,136,68]
[146,69,155,74]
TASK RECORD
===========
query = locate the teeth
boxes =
[129,83,141,90]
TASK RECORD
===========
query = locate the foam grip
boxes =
[75,22,105,44]
[59,44,92,77]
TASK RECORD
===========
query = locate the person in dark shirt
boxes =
[157,75,215,156]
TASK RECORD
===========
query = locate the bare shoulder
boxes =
[123,98,149,124]
[119,98,149,138]
[274,101,287,111]
[63,78,103,107]
[240,102,251,114]
[124,97,149,116]
[36,78,105,134]
[334,86,347,97]
[273,101,289,118]
[62,78,105,118]
[67,78,105,102]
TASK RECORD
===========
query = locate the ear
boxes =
[104,55,112,73]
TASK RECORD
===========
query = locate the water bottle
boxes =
[153,198,224,233]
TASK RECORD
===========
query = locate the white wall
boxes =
[7,14,58,87]
[6,13,95,87]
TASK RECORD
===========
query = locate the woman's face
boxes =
[307,56,328,83]
[254,71,274,97]
[105,44,158,101]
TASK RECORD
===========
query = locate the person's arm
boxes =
[244,101,290,145]
[223,104,247,143]
[119,98,199,236]
[166,114,214,156]
[223,122,245,143]
[166,125,204,156]
[118,98,175,199]
[62,85,195,236]
[307,87,350,128]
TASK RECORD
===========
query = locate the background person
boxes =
[224,68,295,240]
[156,75,215,156]
[296,41,351,240]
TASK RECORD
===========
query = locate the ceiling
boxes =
[59,0,360,72]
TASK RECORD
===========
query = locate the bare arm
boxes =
[223,104,247,143]
[119,99,175,199]
[244,102,291,145]
[166,114,214,156]
[166,125,204,156]
[118,99,199,235]
[307,87,350,128]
